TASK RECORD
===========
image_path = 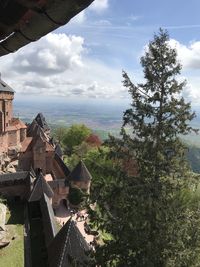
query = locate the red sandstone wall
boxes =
[45,152,54,174]
[33,140,46,174]
[4,100,13,128]
[16,129,20,145]
[7,100,13,123]
[0,92,14,101]
[0,111,4,133]
[0,92,27,155]
[52,187,69,208]
[8,130,18,147]
[0,133,8,153]
[52,159,66,179]
[0,92,13,133]
[20,128,26,142]
[18,151,32,171]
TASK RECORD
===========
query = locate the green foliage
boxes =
[73,142,91,158]
[63,124,91,154]
[52,126,68,144]
[89,170,200,266]
[68,186,86,206]
[64,154,80,170]
[0,202,24,267]
[120,29,197,179]
[64,143,92,170]
[83,147,115,204]
[88,29,200,267]
[64,136,104,170]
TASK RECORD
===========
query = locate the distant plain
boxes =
[13,95,200,145]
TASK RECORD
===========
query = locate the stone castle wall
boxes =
[18,151,33,171]
[0,91,27,158]
[0,133,8,153]
[0,92,14,133]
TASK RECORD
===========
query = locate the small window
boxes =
[6,123,8,127]
[6,112,8,116]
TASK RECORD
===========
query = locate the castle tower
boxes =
[0,75,14,134]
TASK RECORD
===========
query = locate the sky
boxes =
[0,0,200,107]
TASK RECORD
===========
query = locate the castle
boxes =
[0,76,26,155]
[0,77,93,266]
[0,76,91,205]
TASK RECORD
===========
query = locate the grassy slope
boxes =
[0,202,24,267]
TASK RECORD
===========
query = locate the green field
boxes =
[0,202,24,267]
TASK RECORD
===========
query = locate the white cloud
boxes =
[166,39,200,105]
[68,1,109,25]
[89,0,109,12]
[70,11,86,24]
[182,78,200,105]
[0,32,123,100]
[140,39,200,105]
[12,33,84,75]
[169,39,200,69]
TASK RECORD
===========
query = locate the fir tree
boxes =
[88,29,200,267]
[121,29,197,179]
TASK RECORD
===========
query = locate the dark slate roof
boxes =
[27,118,50,140]
[48,179,68,190]
[24,125,54,153]
[67,161,92,182]
[54,153,70,177]
[40,193,58,247]
[0,77,14,93]
[35,113,50,132]
[0,171,30,182]
[28,175,54,202]
[27,120,39,137]
[55,143,63,158]
[48,219,90,267]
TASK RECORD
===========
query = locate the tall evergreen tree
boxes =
[121,29,197,179]
[88,29,200,267]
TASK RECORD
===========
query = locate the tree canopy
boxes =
[68,186,86,206]
[87,29,200,267]
[62,124,91,154]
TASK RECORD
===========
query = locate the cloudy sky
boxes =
[0,0,200,106]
